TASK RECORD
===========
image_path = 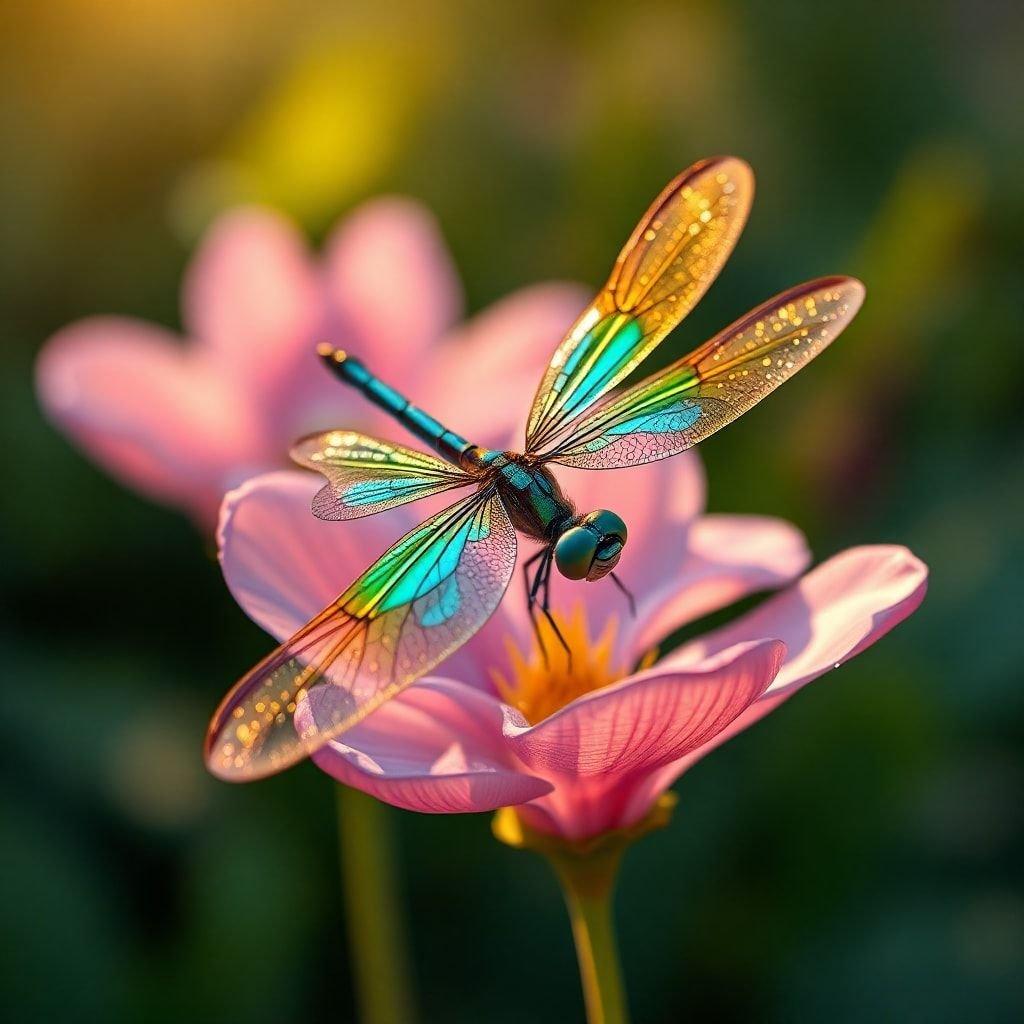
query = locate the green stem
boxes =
[492,798,675,1024]
[551,851,630,1024]
[335,786,418,1024]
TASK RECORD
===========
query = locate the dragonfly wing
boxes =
[525,156,754,452]
[205,486,516,780]
[291,430,476,520]
[544,277,865,469]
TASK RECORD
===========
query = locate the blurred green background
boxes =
[2,1,1023,1021]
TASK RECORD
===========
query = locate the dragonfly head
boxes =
[554,510,628,582]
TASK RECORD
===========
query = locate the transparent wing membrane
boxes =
[291,430,476,520]
[525,156,754,452]
[205,486,516,780]
[545,277,865,469]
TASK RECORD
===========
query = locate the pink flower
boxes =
[36,200,586,527]
[218,455,927,843]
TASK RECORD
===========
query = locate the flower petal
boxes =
[435,598,532,695]
[426,282,590,450]
[304,678,551,813]
[505,639,785,840]
[36,317,256,524]
[663,545,928,696]
[628,513,811,659]
[506,638,785,777]
[644,545,929,795]
[182,206,321,396]
[217,470,418,641]
[323,198,463,380]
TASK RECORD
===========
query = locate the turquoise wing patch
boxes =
[290,430,475,520]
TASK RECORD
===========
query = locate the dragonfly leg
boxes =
[610,571,637,618]
[522,548,550,667]
[539,554,573,669]
[522,548,546,607]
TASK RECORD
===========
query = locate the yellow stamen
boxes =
[491,607,627,724]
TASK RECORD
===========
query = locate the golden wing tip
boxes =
[699,154,755,183]
[817,274,867,307]
[845,277,867,316]
[780,275,867,318]
[671,155,755,210]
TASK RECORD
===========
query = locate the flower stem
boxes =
[335,785,418,1024]
[551,850,630,1024]
[492,797,676,1024]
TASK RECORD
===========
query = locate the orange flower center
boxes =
[491,607,658,724]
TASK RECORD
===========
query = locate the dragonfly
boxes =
[206,155,865,781]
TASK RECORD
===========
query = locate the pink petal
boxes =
[526,505,798,672]
[305,678,551,814]
[642,545,929,795]
[323,198,463,381]
[425,283,590,450]
[431,595,526,693]
[36,317,258,525]
[507,639,785,840]
[217,470,419,641]
[506,638,785,777]
[664,545,928,696]
[182,207,321,398]
[628,513,811,659]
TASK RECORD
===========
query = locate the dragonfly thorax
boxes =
[474,449,629,580]
[481,451,577,543]
[553,509,628,581]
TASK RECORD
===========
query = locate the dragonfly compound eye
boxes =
[582,509,628,546]
[587,535,624,581]
[554,526,599,580]
[554,509,628,581]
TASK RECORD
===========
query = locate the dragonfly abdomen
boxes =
[318,346,474,467]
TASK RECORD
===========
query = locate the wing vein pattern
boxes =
[525,156,755,453]
[291,430,476,520]
[206,485,516,780]
[542,277,865,469]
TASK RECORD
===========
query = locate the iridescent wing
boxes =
[525,156,754,453]
[291,430,477,520]
[205,486,516,780]
[539,277,864,469]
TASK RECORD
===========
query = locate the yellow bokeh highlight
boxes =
[173,25,451,235]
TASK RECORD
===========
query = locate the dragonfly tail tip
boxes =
[316,342,347,364]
